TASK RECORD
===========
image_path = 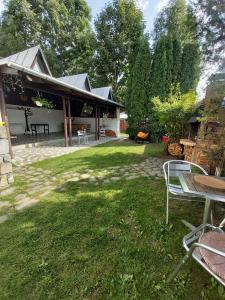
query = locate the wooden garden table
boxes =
[179,173,225,226]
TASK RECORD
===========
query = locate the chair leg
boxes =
[210,205,214,226]
[167,252,190,283]
[166,189,169,224]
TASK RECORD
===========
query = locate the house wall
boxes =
[75,114,120,137]
[6,104,64,135]
[5,104,120,136]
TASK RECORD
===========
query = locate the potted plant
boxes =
[32,96,54,111]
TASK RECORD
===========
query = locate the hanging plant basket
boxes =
[32,96,54,110]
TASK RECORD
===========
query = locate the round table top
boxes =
[194,175,225,191]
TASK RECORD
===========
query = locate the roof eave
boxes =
[0,61,123,108]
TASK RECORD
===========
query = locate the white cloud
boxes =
[156,0,169,12]
[135,0,150,11]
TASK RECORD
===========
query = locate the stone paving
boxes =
[12,137,116,166]
[1,134,168,224]
[0,156,167,224]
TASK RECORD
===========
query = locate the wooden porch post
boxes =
[0,82,13,158]
[95,105,98,140]
[62,96,68,147]
[67,98,72,146]
[97,105,100,140]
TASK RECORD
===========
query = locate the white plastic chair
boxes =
[163,160,208,224]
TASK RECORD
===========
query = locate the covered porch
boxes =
[0,62,122,156]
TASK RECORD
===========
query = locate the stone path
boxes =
[12,137,116,166]
[0,156,167,223]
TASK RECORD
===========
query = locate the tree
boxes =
[92,0,145,102]
[0,0,95,76]
[191,0,225,61]
[151,35,173,100]
[152,0,194,45]
[172,39,182,84]
[180,42,200,93]
[150,0,200,98]
[126,36,152,137]
[152,85,197,141]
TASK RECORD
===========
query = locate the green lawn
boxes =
[31,140,166,175]
[0,141,225,299]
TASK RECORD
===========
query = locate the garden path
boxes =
[0,156,166,223]
[12,137,116,166]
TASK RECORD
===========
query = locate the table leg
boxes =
[203,197,212,225]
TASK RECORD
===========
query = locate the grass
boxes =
[32,140,166,176]
[0,140,225,299]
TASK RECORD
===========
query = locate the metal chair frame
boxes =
[163,160,208,224]
[168,221,225,286]
[77,130,89,145]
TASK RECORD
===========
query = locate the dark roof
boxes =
[92,87,112,100]
[0,46,122,107]
[0,61,123,107]
[0,45,52,76]
[58,73,91,91]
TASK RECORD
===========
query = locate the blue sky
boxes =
[0,0,169,33]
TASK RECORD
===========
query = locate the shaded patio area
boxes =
[11,132,96,147]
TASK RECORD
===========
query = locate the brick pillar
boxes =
[0,84,14,189]
[0,128,14,189]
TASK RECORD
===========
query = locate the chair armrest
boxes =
[189,242,225,258]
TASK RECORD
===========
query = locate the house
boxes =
[59,73,91,92]
[92,87,113,100]
[0,45,122,148]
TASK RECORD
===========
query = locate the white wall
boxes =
[6,104,121,136]
[6,104,63,135]
[75,110,120,137]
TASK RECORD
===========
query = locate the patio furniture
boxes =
[179,173,225,226]
[163,160,208,224]
[77,130,89,145]
[72,123,91,133]
[168,222,225,286]
[168,174,225,285]
[135,131,150,143]
[31,123,49,135]
[100,128,106,138]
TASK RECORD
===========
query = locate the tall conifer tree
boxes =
[126,36,152,137]
[151,35,174,100]
[180,42,200,93]
[150,0,200,98]
[172,39,182,84]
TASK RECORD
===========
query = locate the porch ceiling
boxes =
[0,62,123,108]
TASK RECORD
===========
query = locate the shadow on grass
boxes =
[0,178,220,300]
[31,140,168,176]
[34,152,146,176]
